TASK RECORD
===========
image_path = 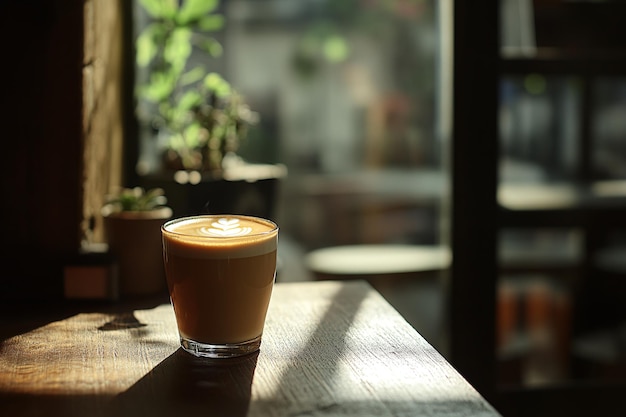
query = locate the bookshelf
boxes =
[450,1,626,415]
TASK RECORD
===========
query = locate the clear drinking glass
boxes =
[161,215,279,358]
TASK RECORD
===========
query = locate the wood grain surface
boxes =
[0,280,500,416]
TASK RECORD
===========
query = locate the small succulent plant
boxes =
[104,187,168,212]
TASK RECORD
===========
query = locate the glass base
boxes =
[180,335,262,358]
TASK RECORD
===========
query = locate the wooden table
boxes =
[0,281,500,416]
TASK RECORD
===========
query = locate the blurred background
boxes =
[3,0,626,415]
[130,0,450,370]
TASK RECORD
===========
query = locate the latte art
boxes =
[163,215,278,258]
[200,218,252,237]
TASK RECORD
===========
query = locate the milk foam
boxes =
[162,215,278,259]
[200,218,253,237]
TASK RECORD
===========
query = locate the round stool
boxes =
[305,244,451,280]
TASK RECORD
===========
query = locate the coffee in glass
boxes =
[161,215,278,358]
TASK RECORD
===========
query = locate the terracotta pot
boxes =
[103,207,173,297]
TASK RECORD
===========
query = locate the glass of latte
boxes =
[161,215,279,358]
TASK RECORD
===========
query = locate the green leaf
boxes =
[159,102,177,126]
[183,123,203,148]
[106,187,167,212]
[203,72,223,88]
[197,14,225,32]
[323,35,349,62]
[136,32,157,67]
[180,67,206,86]
[214,83,231,98]
[177,90,202,110]
[177,0,220,25]
[198,38,223,57]
[139,187,167,210]
[164,27,192,72]
[135,23,163,66]
[168,132,186,151]
[138,0,179,19]
[138,70,177,102]
[167,104,189,129]
[203,72,231,97]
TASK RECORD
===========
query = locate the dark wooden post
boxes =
[448,0,499,401]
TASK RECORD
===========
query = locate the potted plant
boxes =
[101,187,173,297]
[135,0,259,174]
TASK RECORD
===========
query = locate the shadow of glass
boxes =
[98,312,148,331]
[109,283,368,415]
[0,292,168,343]
[110,348,259,417]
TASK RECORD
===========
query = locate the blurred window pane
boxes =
[133,0,444,249]
[223,0,439,173]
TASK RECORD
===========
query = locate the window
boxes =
[132,0,445,253]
